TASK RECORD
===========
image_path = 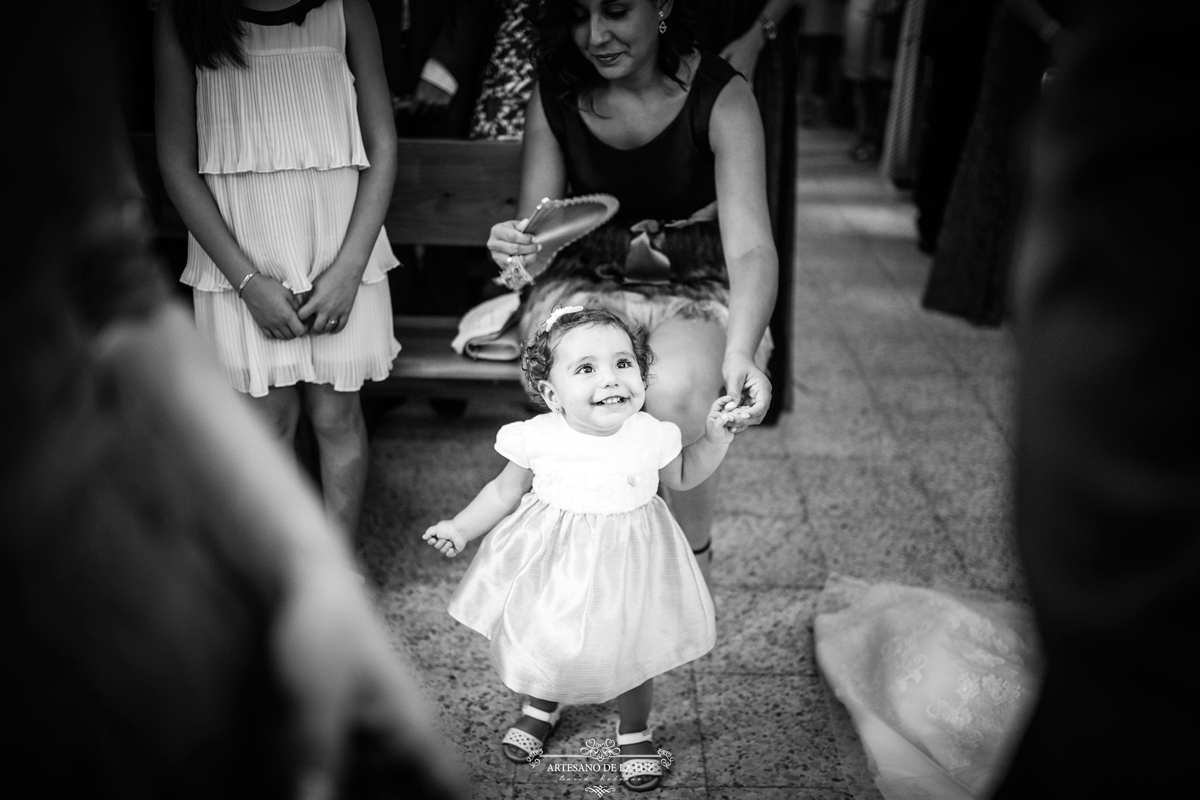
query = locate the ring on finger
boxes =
[505,254,513,266]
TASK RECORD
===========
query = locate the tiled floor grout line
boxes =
[795,228,978,584]
[687,663,713,798]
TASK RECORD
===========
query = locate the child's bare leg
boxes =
[617,678,653,735]
[303,383,368,540]
[617,679,657,786]
[247,385,302,445]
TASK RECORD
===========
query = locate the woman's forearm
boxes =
[329,141,397,282]
[724,245,778,360]
[160,164,259,286]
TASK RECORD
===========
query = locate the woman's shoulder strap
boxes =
[537,74,571,146]
[689,49,741,151]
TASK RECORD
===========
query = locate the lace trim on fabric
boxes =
[532,470,660,514]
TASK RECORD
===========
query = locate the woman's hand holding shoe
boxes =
[487,218,541,271]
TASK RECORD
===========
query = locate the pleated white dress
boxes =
[448,412,717,704]
[182,0,400,397]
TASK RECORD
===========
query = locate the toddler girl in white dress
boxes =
[424,306,747,791]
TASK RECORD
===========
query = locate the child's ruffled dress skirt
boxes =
[181,0,400,397]
[448,412,717,704]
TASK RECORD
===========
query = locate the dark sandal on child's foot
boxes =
[501,703,561,764]
[617,727,663,792]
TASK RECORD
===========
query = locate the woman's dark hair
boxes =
[532,0,699,105]
[171,0,248,69]
[520,307,655,409]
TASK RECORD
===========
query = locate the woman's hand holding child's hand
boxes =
[424,520,468,558]
[705,394,748,446]
[241,274,308,340]
[722,353,772,432]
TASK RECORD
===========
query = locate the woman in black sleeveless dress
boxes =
[486,1,778,786]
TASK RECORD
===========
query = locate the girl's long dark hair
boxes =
[171,0,247,69]
[532,0,699,105]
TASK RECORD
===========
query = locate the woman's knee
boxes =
[645,322,722,426]
[249,387,301,441]
[304,385,364,438]
[646,367,722,442]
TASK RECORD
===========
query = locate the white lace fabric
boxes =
[815,574,1042,799]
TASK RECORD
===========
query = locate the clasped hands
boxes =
[240,266,358,340]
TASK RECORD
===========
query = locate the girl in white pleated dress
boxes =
[423,307,748,792]
[155,0,398,537]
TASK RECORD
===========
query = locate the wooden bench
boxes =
[132,134,792,421]
[367,138,526,403]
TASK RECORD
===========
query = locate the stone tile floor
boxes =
[357,126,1023,799]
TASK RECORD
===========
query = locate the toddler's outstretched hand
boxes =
[423,520,467,558]
[706,394,748,445]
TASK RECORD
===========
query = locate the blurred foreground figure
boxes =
[995,0,1199,796]
[0,5,467,798]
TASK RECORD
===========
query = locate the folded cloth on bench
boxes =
[452,292,523,361]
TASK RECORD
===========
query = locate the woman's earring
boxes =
[659,10,667,34]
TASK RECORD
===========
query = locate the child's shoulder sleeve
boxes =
[652,415,683,468]
[494,420,531,469]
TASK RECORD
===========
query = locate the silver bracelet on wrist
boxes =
[237,271,258,296]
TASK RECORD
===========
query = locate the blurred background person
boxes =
[1,3,467,797]
[841,0,901,162]
[920,0,1078,325]
[797,0,848,128]
[910,0,1001,254]
[469,0,537,141]
[993,0,1199,795]
[370,0,500,138]
[878,0,925,189]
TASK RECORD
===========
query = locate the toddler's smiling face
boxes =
[541,323,646,436]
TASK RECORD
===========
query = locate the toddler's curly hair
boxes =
[520,307,655,409]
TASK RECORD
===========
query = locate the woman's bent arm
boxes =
[710,76,779,426]
[517,86,569,217]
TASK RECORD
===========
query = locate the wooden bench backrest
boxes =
[385,138,524,247]
[130,133,524,247]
